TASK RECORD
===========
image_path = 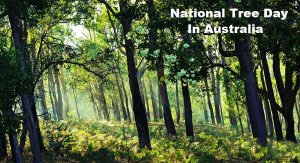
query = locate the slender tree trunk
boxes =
[210,67,222,124]
[115,72,128,121]
[9,128,22,163]
[72,88,80,119]
[89,86,100,120]
[8,10,43,162]
[181,82,194,137]
[29,94,45,152]
[147,0,177,135]
[119,1,151,148]
[37,76,48,119]
[260,66,274,138]
[120,73,131,122]
[205,78,215,124]
[295,101,300,132]
[203,100,209,123]
[148,76,158,121]
[158,86,163,119]
[222,57,238,130]
[60,66,70,117]
[216,68,224,124]
[48,68,58,120]
[143,81,151,120]
[260,51,283,140]
[53,65,63,120]
[19,121,27,154]
[99,83,109,121]
[175,81,181,124]
[235,100,244,136]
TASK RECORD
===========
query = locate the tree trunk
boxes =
[235,100,244,136]
[89,86,101,120]
[205,78,215,124]
[203,100,209,123]
[115,72,128,121]
[48,68,58,120]
[143,81,151,120]
[260,66,274,138]
[295,101,300,132]
[99,83,110,121]
[37,76,48,119]
[120,73,131,122]
[181,82,194,137]
[53,65,63,120]
[285,111,297,142]
[216,68,224,124]
[8,10,43,162]
[146,0,177,136]
[272,53,299,142]
[148,76,158,121]
[235,37,267,145]
[158,86,163,119]
[9,129,22,163]
[19,121,27,153]
[48,69,56,120]
[119,0,151,148]
[210,67,222,124]
[0,132,7,160]
[72,88,80,119]
[222,57,238,130]
[175,81,181,124]
[260,51,283,140]
[111,94,121,121]
[60,66,70,117]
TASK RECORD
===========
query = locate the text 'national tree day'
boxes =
[170,8,288,34]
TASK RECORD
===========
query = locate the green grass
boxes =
[18,120,300,162]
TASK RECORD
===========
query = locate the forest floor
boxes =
[15,120,300,162]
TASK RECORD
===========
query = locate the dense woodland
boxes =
[0,0,300,162]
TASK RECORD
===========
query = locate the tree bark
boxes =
[8,9,43,162]
[120,73,131,122]
[48,68,58,120]
[99,83,109,121]
[260,51,283,140]
[0,132,7,160]
[19,121,27,154]
[37,76,48,119]
[143,81,151,120]
[181,82,194,137]
[72,88,81,119]
[210,67,222,124]
[222,57,238,130]
[260,66,274,138]
[205,78,215,124]
[60,66,70,117]
[235,37,267,145]
[115,72,128,121]
[53,65,63,120]
[9,129,22,163]
[119,0,151,148]
[175,81,181,124]
[148,76,158,121]
[272,52,299,142]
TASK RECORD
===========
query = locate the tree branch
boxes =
[98,0,118,18]
[257,88,285,115]
[273,51,285,100]
[292,74,300,96]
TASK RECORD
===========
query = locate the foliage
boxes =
[19,120,300,162]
